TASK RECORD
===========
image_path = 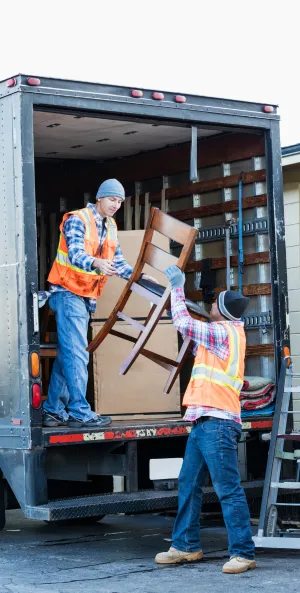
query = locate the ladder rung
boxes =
[253,535,300,549]
[271,482,300,489]
[277,433,300,440]
[281,411,300,414]
[275,503,300,507]
[284,387,300,393]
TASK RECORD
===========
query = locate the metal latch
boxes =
[31,282,39,335]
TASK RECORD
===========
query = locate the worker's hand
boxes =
[165,266,185,288]
[141,273,159,284]
[92,258,116,276]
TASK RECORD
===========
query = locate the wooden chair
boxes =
[40,302,57,360]
[87,207,199,394]
[39,302,57,397]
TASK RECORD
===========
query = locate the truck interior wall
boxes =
[34,124,275,419]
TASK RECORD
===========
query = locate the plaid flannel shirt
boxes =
[49,203,133,312]
[171,287,243,425]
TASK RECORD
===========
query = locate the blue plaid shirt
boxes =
[49,203,133,313]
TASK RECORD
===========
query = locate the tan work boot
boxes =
[155,546,203,565]
[222,556,256,574]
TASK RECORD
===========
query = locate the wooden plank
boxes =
[124,196,133,230]
[152,208,196,245]
[35,135,265,197]
[172,194,267,222]
[143,243,178,273]
[99,134,265,183]
[246,344,274,357]
[186,283,271,301]
[139,170,266,204]
[40,348,57,358]
[144,192,150,228]
[186,251,270,273]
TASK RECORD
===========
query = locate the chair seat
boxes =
[137,277,209,319]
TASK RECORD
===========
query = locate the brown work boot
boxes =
[222,556,256,574]
[155,546,203,565]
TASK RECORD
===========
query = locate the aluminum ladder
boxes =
[253,356,300,549]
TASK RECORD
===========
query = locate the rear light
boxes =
[174,95,186,103]
[263,105,274,113]
[27,77,41,86]
[30,352,40,377]
[6,78,16,88]
[131,89,143,98]
[32,384,41,409]
[283,346,291,366]
[152,92,164,100]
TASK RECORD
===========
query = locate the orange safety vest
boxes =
[48,207,118,298]
[183,322,246,414]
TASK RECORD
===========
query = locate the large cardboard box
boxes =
[92,321,181,419]
[92,230,169,320]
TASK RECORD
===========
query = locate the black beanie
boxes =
[217,290,249,321]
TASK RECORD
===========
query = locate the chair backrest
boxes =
[151,208,195,245]
[141,208,197,273]
[143,243,178,273]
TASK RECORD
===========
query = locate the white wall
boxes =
[284,180,300,430]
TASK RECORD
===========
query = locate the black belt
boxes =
[193,416,215,425]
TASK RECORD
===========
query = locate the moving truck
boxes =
[0,74,289,528]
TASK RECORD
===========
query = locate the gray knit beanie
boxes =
[96,179,125,200]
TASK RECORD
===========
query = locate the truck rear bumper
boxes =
[42,418,273,447]
[25,481,264,521]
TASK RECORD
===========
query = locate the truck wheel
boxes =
[0,479,6,531]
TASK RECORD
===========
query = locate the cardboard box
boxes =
[92,230,169,320]
[92,321,181,419]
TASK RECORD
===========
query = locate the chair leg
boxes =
[163,336,192,394]
[87,314,118,353]
[119,291,171,375]
[87,276,146,354]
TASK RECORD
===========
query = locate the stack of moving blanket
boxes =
[240,376,275,418]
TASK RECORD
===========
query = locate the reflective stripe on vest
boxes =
[55,246,98,275]
[54,211,117,276]
[190,325,243,394]
[48,207,118,298]
[79,207,92,240]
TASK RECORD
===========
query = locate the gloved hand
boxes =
[140,273,159,284]
[165,265,185,289]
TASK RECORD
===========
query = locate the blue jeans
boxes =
[172,418,255,559]
[43,291,97,421]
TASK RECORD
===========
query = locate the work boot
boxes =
[222,556,256,574]
[42,411,68,427]
[155,547,203,564]
[67,415,112,428]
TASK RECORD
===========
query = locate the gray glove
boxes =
[165,265,186,289]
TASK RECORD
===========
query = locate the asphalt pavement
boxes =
[0,510,299,593]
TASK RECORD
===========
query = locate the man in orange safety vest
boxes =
[155,265,256,575]
[43,179,154,429]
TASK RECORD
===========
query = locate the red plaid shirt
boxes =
[171,287,243,425]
